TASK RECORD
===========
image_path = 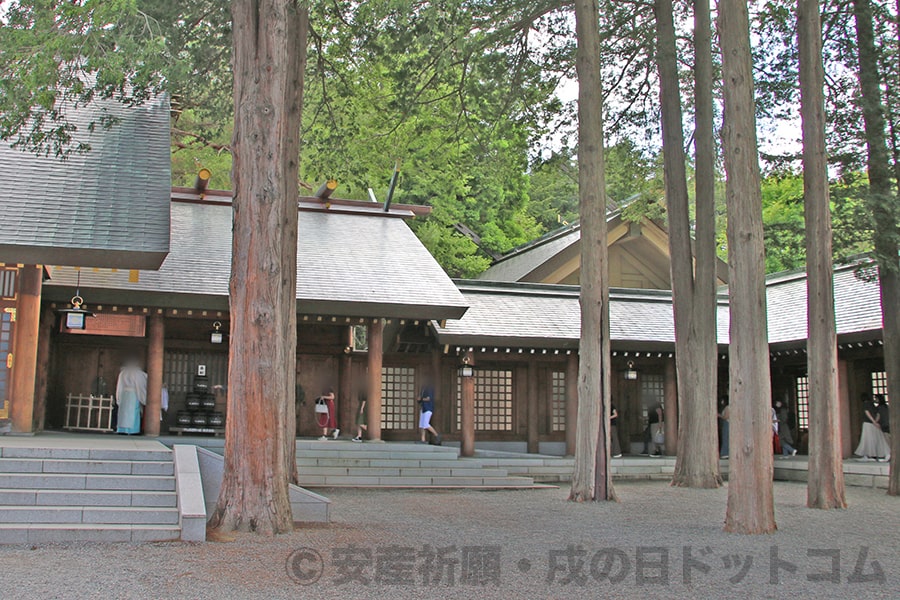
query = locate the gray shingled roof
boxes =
[478,224,581,282]
[765,263,883,345]
[434,280,731,349]
[436,263,883,350]
[42,199,469,320]
[477,214,729,285]
[0,96,171,269]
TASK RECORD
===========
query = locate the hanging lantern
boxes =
[623,360,639,381]
[210,321,224,344]
[458,356,475,378]
[58,272,95,330]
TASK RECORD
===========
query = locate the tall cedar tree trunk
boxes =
[719,0,777,533]
[569,0,615,502]
[655,0,721,489]
[853,0,900,495]
[208,1,309,534]
[799,0,846,509]
[895,0,900,494]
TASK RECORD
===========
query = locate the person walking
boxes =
[317,386,339,440]
[718,397,730,459]
[351,390,367,442]
[774,399,797,457]
[876,394,891,461]
[610,402,622,458]
[418,382,442,445]
[642,402,663,456]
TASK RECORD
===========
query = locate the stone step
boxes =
[0,505,179,525]
[290,442,552,488]
[298,466,511,478]
[297,457,506,469]
[296,474,537,488]
[0,447,172,462]
[0,458,173,476]
[0,523,181,544]
[296,450,461,462]
[0,473,175,491]
[296,457,492,469]
[295,441,458,454]
[0,488,177,507]
[467,457,679,482]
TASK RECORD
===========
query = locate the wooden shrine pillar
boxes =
[431,349,444,434]
[10,265,42,433]
[664,357,678,456]
[527,359,539,454]
[366,319,383,442]
[460,350,476,457]
[339,352,354,436]
[565,352,578,456]
[838,359,852,459]
[32,307,55,431]
[143,313,165,436]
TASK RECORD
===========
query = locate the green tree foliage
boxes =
[525,151,579,230]
[527,141,666,233]
[9,0,882,280]
[761,171,872,272]
[295,1,565,277]
[0,0,168,156]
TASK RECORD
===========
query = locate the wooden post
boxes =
[461,350,476,457]
[339,330,353,436]
[10,265,42,433]
[32,307,55,432]
[527,359,539,454]
[366,319,383,442]
[838,359,852,459]
[565,352,578,456]
[143,314,164,437]
[664,357,678,456]
[431,349,444,435]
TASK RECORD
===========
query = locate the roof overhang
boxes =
[0,245,167,271]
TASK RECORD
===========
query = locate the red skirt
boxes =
[325,398,336,429]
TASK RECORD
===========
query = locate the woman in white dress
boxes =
[855,392,890,461]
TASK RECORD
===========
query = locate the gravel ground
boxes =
[0,480,897,600]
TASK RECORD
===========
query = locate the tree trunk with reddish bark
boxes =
[719,0,776,534]
[569,0,615,503]
[208,0,309,535]
[853,0,900,496]
[799,0,846,510]
[655,0,721,489]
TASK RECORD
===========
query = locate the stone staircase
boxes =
[295,440,545,489]
[0,443,179,544]
[467,450,682,483]
[468,451,575,483]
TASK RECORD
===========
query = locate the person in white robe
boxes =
[116,360,148,434]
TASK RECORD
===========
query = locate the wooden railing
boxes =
[64,394,114,432]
